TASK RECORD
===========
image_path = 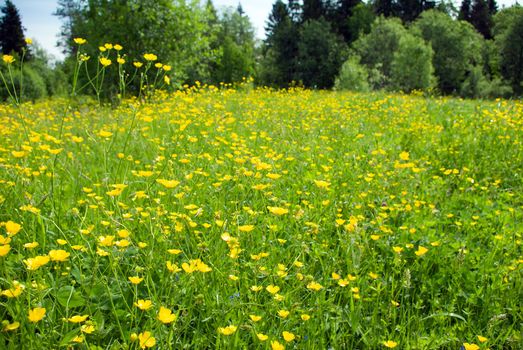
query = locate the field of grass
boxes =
[0,88,521,349]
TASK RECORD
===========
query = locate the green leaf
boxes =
[56,286,85,308]
[59,328,80,347]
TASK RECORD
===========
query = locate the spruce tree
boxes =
[264,0,299,86]
[487,0,497,15]
[0,0,28,56]
[470,0,492,38]
[302,0,327,21]
[458,0,472,21]
[334,0,363,42]
[373,0,397,17]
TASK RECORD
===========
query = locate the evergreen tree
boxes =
[288,0,302,22]
[262,0,299,86]
[487,0,497,14]
[373,0,397,17]
[302,0,327,21]
[458,0,472,21]
[296,18,347,88]
[0,0,28,56]
[470,0,492,38]
[334,0,363,42]
[397,0,435,22]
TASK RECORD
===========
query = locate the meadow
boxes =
[0,87,521,349]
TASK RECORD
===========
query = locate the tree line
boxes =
[1,0,522,100]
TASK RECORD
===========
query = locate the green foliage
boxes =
[211,7,256,84]
[412,10,483,94]
[0,64,47,102]
[470,0,493,38]
[0,0,28,56]
[55,0,212,94]
[494,6,523,95]
[261,0,300,87]
[391,33,434,92]
[297,19,348,88]
[460,66,512,98]
[333,0,364,42]
[353,16,408,89]
[334,55,370,91]
[346,3,376,43]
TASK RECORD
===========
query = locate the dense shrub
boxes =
[391,33,434,92]
[334,56,370,92]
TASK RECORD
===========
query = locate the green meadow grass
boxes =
[0,88,521,349]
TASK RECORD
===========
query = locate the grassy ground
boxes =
[0,88,521,349]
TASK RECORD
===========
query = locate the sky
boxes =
[5,0,521,61]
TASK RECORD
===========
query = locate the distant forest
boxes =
[1,0,523,100]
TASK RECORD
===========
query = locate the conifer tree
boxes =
[302,0,327,21]
[470,0,492,38]
[263,0,299,86]
[458,0,472,21]
[0,0,28,56]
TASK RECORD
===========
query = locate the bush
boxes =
[352,17,408,89]
[334,56,370,92]
[391,33,435,92]
[461,66,513,98]
[412,10,484,95]
[0,65,47,102]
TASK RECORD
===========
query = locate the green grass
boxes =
[0,88,521,349]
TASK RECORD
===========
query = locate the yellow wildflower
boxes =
[217,325,237,335]
[67,315,89,323]
[383,340,398,348]
[282,331,295,342]
[48,249,70,262]
[128,276,144,285]
[157,306,177,324]
[2,55,15,64]
[5,221,21,235]
[134,299,153,311]
[73,38,86,45]
[271,340,285,350]
[138,331,156,349]
[28,307,46,323]
[99,57,112,67]
[267,206,289,215]
[143,53,157,61]
[24,256,50,270]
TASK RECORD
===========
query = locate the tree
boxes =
[0,0,28,56]
[487,0,497,15]
[302,0,327,21]
[346,3,376,42]
[296,18,347,88]
[373,0,397,17]
[458,0,472,21]
[494,6,523,94]
[390,33,434,91]
[288,0,302,21]
[333,0,363,42]
[55,0,213,95]
[412,10,484,94]
[212,6,256,84]
[470,0,492,38]
[261,0,299,86]
[334,55,370,91]
[352,17,408,88]
[397,0,435,23]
